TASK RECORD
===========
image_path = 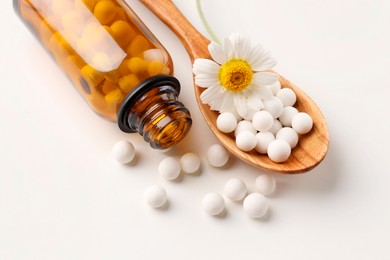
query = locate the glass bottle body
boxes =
[14,0,191,149]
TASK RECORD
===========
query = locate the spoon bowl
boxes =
[139,0,329,173]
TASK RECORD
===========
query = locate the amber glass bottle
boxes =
[14,0,192,149]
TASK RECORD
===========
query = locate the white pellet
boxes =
[255,174,276,196]
[255,132,275,154]
[158,157,181,180]
[268,119,283,136]
[278,106,298,127]
[217,112,238,133]
[180,153,201,174]
[206,144,229,167]
[112,140,136,164]
[236,131,257,152]
[252,111,274,132]
[277,88,297,107]
[263,97,284,118]
[243,193,269,219]
[144,185,167,208]
[234,120,257,137]
[292,112,313,134]
[224,178,247,201]
[267,139,291,163]
[202,193,225,216]
[276,127,299,149]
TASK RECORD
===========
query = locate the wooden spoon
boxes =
[139,0,329,174]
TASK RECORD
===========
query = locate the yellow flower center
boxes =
[219,59,253,92]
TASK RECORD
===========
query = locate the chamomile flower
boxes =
[193,34,279,119]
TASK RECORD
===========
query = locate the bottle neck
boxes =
[117,75,192,149]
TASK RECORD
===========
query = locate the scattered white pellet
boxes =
[217,112,238,133]
[236,131,257,152]
[252,111,274,132]
[202,193,225,216]
[276,127,299,149]
[243,193,269,219]
[279,106,298,127]
[207,144,229,167]
[267,139,291,163]
[224,178,247,201]
[255,174,276,196]
[255,132,275,154]
[112,140,136,164]
[180,153,201,174]
[277,88,297,107]
[268,119,283,136]
[292,112,313,134]
[263,97,284,118]
[158,157,181,180]
[144,185,167,208]
[234,120,257,137]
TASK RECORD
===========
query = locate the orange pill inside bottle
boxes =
[14,0,192,149]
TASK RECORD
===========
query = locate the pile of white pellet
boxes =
[216,81,313,163]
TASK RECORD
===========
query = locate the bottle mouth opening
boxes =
[150,112,192,150]
[117,74,181,133]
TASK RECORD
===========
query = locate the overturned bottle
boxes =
[14,0,192,149]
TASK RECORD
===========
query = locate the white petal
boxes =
[234,94,249,118]
[219,91,235,113]
[253,72,279,86]
[222,37,235,61]
[246,90,264,111]
[210,92,227,111]
[253,85,274,100]
[233,35,252,60]
[247,44,277,71]
[200,84,223,104]
[195,74,219,88]
[208,42,227,64]
[193,58,220,75]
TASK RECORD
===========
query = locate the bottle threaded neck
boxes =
[117,75,192,149]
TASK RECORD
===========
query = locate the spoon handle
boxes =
[138,0,210,61]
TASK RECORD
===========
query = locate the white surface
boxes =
[1,0,390,259]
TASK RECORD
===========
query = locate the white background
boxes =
[1,0,390,259]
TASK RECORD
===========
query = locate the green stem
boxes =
[196,0,221,45]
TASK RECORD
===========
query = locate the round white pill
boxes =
[180,153,201,174]
[243,193,269,219]
[267,139,291,163]
[234,120,257,137]
[277,88,296,107]
[144,185,167,208]
[158,157,181,180]
[216,112,238,133]
[112,140,136,164]
[236,131,257,152]
[263,97,284,118]
[255,132,275,154]
[202,192,225,216]
[278,106,298,127]
[267,80,281,95]
[224,178,247,201]
[207,144,229,167]
[252,111,274,132]
[269,119,283,136]
[292,112,313,134]
[276,127,299,149]
[255,174,276,196]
